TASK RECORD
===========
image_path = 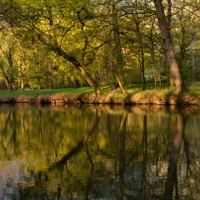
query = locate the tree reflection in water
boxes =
[164,114,186,200]
[0,104,200,199]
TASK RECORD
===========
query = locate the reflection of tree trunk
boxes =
[2,111,17,150]
[29,110,101,199]
[1,111,11,150]
[118,114,127,199]
[141,115,147,199]
[85,144,94,200]
[48,110,100,171]
[164,114,186,200]
[183,132,191,176]
[56,170,62,200]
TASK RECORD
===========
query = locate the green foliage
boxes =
[0,0,199,91]
[0,60,6,69]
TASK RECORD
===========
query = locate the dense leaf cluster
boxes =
[0,0,199,93]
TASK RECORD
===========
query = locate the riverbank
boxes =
[0,89,200,105]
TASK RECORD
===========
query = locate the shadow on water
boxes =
[0,104,200,199]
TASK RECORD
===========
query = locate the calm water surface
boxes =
[0,103,200,200]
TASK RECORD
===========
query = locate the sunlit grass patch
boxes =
[189,81,200,89]
[0,83,199,98]
[126,87,176,97]
[0,88,93,96]
[0,86,112,96]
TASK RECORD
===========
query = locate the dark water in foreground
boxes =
[0,103,200,200]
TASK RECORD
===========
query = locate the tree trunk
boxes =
[112,3,126,94]
[166,0,175,88]
[153,0,186,94]
[4,76,11,90]
[79,66,102,96]
[20,80,25,90]
[190,44,196,81]
[50,45,102,96]
[1,67,11,90]
[135,20,146,90]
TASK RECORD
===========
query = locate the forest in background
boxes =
[0,0,200,95]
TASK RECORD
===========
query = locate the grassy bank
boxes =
[0,82,199,96]
[0,83,199,105]
[0,87,97,96]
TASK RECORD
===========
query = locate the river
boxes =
[0,103,200,200]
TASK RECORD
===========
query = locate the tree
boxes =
[2,0,102,95]
[153,0,187,94]
[0,28,21,90]
[1,0,200,92]
[126,0,147,90]
[110,0,126,93]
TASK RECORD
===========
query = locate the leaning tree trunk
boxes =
[153,0,186,94]
[50,45,102,96]
[1,67,11,90]
[79,66,102,96]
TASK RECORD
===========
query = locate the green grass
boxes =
[0,87,93,96]
[0,86,111,96]
[0,83,199,97]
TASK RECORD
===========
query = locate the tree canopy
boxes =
[0,0,200,94]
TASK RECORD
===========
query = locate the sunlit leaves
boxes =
[0,0,200,89]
